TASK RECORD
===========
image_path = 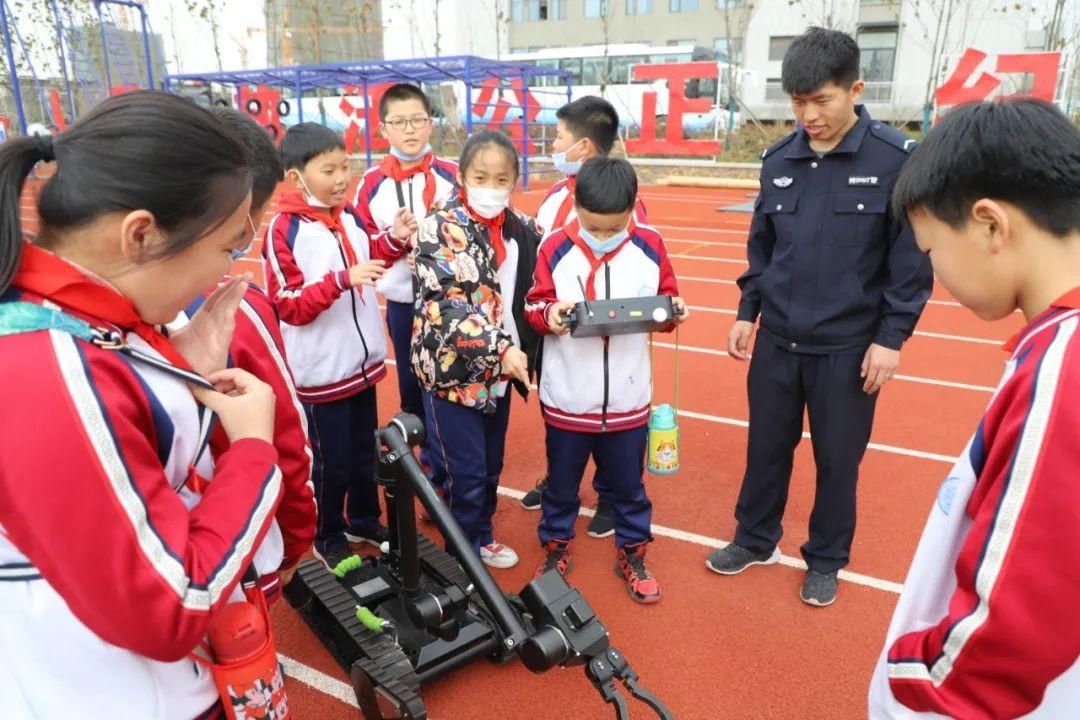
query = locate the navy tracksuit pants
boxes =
[305,387,382,555]
[733,339,878,573]
[539,423,653,549]
[424,391,512,554]
[386,299,445,491]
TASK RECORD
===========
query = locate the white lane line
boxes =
[664,237,747,249]
[672,409,959,464]
[652,224,748,236]
[669,253,746,265]
[279,654,358,707]
[647,341,995,393]
[675,282,1005,344]
[495,487,904,595]
[385,357,962,460]
[913,330,1003,346]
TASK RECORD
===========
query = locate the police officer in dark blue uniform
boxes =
[705,27,932,606]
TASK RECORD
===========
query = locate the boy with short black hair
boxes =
[352,83,458,490]
[869,98,1080,718]
[706,27,932,607]
[525,157,688,604]
[521,95,648,540]
[265,122,412,571]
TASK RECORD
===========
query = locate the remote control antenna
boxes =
[577,276,594,318]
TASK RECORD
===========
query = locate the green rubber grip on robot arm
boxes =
[356,606,384,634]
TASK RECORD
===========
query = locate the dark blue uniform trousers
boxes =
[424,391,512,554]
[540,424,653,549]
[386,299,445,491]
[734,339,877,573]
[305,387,382,554]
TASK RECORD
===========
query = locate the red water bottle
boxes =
[208,601,267,664]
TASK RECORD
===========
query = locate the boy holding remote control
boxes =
[524,157,687,604]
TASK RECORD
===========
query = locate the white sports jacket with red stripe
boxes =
[352,155,458,303]
[525,219,679,432]
[869,290,1080,719]
[264,202,405,403]
[0,288,282,719]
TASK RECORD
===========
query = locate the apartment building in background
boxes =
[505,0,1076,122]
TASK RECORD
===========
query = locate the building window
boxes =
[511,0,566,21]
[765,78,786,101]
[716,0,744,7]
[857,25,897,82]
[669,0,698,10]
[627,0,652,14]
[713,37,743,62]
[768,35,796,61]
[585,0,608,16]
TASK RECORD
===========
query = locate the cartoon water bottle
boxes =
[647,326,681,475]
[647,403,679,475]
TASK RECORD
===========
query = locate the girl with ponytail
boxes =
[0,91,285,719]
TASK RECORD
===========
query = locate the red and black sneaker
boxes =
[615,542,661,604]
[534,539,573,579]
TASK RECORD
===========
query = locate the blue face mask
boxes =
[232,214,259,261]
[390,143,432,163]
[580,226,629,255]
[551,139,585,176]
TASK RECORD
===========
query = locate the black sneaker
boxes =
[534,539,573,578]
[800,570,838,607]
[586,501,615,539]
[704,543,780,575]
[345,524,389,550]
[521,476,548,510]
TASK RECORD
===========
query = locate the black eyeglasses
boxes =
[383,116,432,131]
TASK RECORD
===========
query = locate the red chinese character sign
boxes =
[935,49,1062,119]
[626,61,720,158]
[339,83,394,154]
[471,78,542,155]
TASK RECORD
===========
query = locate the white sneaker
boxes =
[480,542,519,569]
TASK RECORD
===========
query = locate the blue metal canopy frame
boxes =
[163,55,573,187]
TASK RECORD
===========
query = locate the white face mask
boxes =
[293,171,332,209]
[466,185,511,219]
[551,139,585,176]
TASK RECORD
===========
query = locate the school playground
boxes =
[21,180,1020,719]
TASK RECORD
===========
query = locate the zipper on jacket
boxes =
[601,263,610,431]
[335,233,372,387]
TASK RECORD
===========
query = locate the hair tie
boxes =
[32,134,56,162]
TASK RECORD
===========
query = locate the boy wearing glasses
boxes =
[353,83,459,490]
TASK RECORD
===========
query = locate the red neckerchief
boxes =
[564,218,636,300]
[275,191,358,267]
[11,242,195,369]
[1003,286,1080,351]
[379,152,437,212]
[551,175,577,232]
[459,187,507,267]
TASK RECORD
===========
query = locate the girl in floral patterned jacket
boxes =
[411,131,541,569]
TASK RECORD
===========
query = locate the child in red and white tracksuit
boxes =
[264,123,411,568]
[525,157,687,604]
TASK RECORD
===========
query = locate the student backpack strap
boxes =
[0,300,213,390]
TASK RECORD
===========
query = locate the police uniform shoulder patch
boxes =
[760,131,797,162]
[869,122,917,154]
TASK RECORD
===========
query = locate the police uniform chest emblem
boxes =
[772,176,793,188]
